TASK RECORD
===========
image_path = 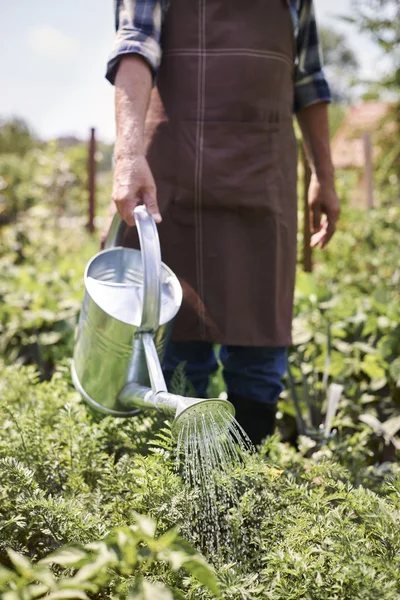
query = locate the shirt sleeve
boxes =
[294,0,332,112]
[106,0,164,85]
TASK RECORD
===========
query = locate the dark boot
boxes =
[229,394,277,447]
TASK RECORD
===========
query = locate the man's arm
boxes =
[294,0,339,248]
[297,103,340,249]
[112,56,161,226]
[103,0,164,228]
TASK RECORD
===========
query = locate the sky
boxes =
[0,0,386,142]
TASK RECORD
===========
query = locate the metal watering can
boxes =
[72,205,234,436]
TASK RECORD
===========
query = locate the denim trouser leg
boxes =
[162,341,218,398]
[220,345,287,405]
[162,341,287,404]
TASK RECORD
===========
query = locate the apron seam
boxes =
[164,48,293,69]
[194,0,207,339]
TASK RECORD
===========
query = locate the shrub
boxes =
[1,363,400,599]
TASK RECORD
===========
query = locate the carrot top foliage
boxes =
[0,197,400,598]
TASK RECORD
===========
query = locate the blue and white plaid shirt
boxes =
[106,0,331,112]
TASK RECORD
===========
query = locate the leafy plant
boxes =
[1,362,400,599]
[1,136,400,598]
[0,514,220,600]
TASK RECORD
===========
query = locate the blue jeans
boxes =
[162,341,287,405]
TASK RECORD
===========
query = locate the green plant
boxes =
[280,204,400,457]
[0,207,98,377]
[1,143,400,598]
[1,362,400,599]
[0,514,220,600]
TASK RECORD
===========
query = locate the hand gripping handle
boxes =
[103,206,162,331]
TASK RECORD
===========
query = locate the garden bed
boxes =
[1,203,400,599]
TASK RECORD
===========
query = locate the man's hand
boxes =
[296,102,340,249]
[308,174,340,249]
[112,154,161,226]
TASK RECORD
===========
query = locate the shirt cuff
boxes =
[294,72,332,113]
[106,30,162,85]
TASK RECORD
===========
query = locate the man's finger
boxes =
[319,203,340,247]
[309,201,321,235]
[321,215,337,248]
[310,231,323,249]
[115,197,137,226]
[310,215,336,249]
[142,190,162,223]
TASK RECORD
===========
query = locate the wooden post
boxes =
[302,143,313,273]
[363,132,374,209]
[88,127,96,233]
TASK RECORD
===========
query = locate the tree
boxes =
[0,118,39,156]
[348,0,400,201]
[347,0,400,91]
[319,27,359,102]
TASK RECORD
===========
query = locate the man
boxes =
[104,0,340,445]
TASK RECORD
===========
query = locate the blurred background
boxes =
[0,0,399,224]
[0,0,399,451]
[0,0,397,141]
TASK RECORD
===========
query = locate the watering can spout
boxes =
[118,382,235,438]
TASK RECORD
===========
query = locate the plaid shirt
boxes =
[106,0,331,112]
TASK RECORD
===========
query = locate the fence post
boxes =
[302,143,313,273]
[88,127,96,233]
[363,132,374,209]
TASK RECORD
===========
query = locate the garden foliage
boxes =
[0,160,400,596]
[0,362,400,598]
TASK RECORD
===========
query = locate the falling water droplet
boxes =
[175,408,255,565]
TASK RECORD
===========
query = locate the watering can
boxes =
[72,205,234,436]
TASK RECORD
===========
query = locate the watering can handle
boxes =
[104,207,166,393]
[104,207,162,332]
[134,205,162,332]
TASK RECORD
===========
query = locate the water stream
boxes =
[175,409,255,564]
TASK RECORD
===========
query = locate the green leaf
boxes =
[389,358,400,387]
[131,513,157,538]
[2,592,21,600]
[46,591,89,600]
[7,549,33,577]
[370,377,387,392]
[0,565,15,585]
[72,555,113,584]
[164,539,221,597]
[38,331,63,345]
[359,414,385,436]
[156,528,179,549]
[41,547,88,568]
[361,355,386,380]
[353,342,377,355]
[381,415,400,438]
[179,557,221,597]
[291,319,313,346]
[127,577,173,600]
[295,272,319,299]
[24,583,50,598]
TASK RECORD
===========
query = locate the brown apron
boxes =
[122,0,298,347]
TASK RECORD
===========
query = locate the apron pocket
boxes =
[174,120,284,215]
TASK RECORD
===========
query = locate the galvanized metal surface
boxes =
[72,207,181,415]
[72,206,235,434]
